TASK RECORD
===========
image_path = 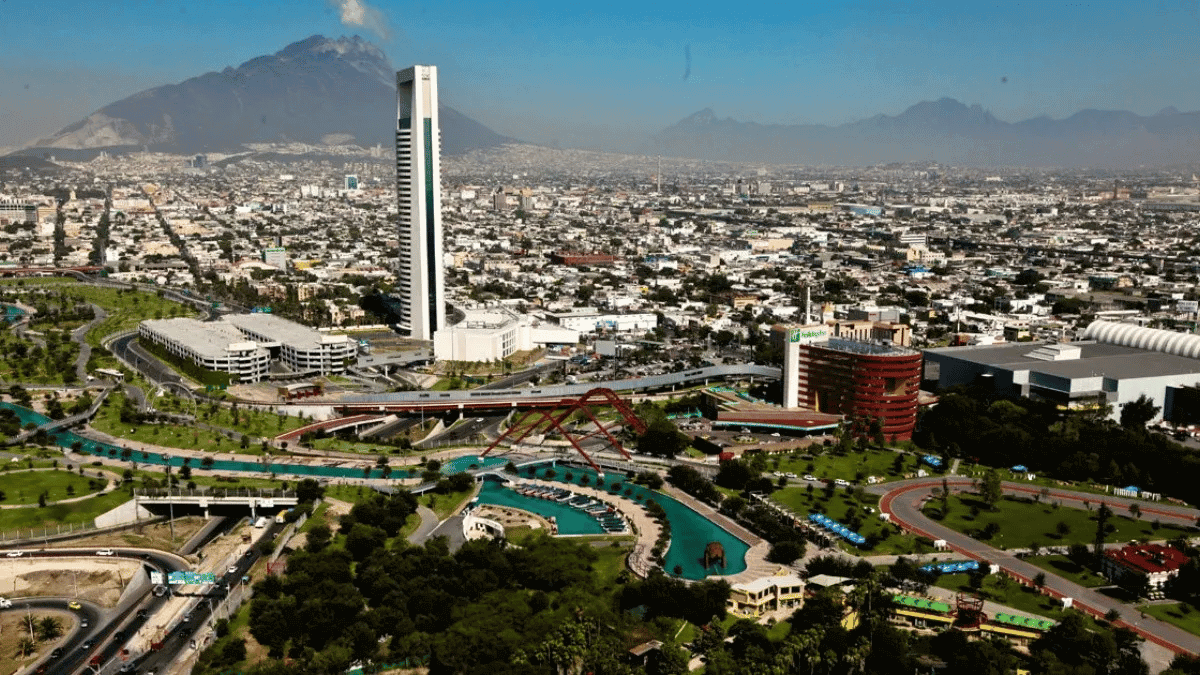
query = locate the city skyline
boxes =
[395,64,445,341]
[4,0,1200,153]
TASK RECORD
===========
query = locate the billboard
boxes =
[344,175,359,190]
[167,571,217,585]
[1178,300,1198,313]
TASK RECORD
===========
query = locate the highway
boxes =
[0,547,188,675]
[873,477,1200,657]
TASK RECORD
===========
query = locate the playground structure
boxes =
[482,388,647,477]
[954,591,986,629]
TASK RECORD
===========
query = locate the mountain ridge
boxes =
[654,99,1200,167]
[13,35,513,157]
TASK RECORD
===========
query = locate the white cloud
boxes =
[327,0,392,41]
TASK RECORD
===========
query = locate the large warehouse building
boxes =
[923,320,1200,424]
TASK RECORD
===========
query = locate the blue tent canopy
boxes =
[1011,465,1028,472]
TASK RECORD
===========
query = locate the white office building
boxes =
[395,65,445,341]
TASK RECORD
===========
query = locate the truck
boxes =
[254,516,268,528]
[274,510,287,525]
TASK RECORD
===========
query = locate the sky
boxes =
[2,0,1200,151]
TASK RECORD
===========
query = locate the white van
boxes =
[254,517,268,528]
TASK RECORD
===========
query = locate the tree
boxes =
[978,469,1003,510]
[1034,572,1047,590]
[296,478,324,503]
[766,540,805,565]
[36,616,62,641]
[1095,502,1113,558]
[1120,394,1160,430]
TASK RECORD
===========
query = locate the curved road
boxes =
[874,477,1200,656]
[1,546,189,675]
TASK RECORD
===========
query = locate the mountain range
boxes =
[13,35,513,158]
[12,35,1200,168]
[652,99,1200,167]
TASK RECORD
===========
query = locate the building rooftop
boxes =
[141,318,264,360]
[927,340,1200,381]
[1105,543,1189,575]
[224,313,351,350]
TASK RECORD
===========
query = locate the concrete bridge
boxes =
[134,488,298,519]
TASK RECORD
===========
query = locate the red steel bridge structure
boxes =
[481,388,647,477]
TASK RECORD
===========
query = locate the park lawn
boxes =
[306,437,398,455]
[0,329,81,385]
[933,572,1069,621]
[1025,555,1109,588]
[591,540,636,586]
[0,469,104,504]
[425,487,476,519]
[323,484,385,504]
[187,401,308,437]
[1138,602,1200,637]
[0,488,133,532]
[298,502,330,533]
[773,447,917,484]
[924,494,1195,551]
[772,485,911,555]
[90,395,256,453]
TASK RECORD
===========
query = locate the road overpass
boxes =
[135,488,298,519]
[335,363,781,415]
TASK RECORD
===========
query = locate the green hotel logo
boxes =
[789,328,827,342]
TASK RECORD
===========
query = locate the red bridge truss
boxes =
[481,388,647,476]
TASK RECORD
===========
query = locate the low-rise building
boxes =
[727,573,806,618]
[1100,543,1189,591]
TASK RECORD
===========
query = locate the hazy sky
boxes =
[3,0,1200,151]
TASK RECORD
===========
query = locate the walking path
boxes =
[405,505,439,545]
[71,303,106,382]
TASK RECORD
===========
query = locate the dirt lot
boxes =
[0,558,139,608]
[48,517,206,553]
[0,609,76,675]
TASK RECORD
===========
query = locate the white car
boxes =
[5,551,24,558]
[228,565,239,575]
[803,474,816,481]
[772,471,783,477]
[95,549,116,556]
[0,597,11,608]
[785,472,797,479]
[835,479,850,486]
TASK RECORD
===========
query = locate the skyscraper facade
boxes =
[395,65,445,340]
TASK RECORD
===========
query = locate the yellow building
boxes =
[727,572,805,618]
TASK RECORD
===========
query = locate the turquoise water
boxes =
[441,455,508,475]
[519,465,749,580]
[0,402,391,479]
[2,305,25,323]
[474,478,606,535]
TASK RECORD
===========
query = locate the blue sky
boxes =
[3,0,1200,150]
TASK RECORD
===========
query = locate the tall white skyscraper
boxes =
[395,65,445,340]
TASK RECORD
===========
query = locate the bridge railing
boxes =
[135,487,298,499]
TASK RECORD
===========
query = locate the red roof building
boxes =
[1100,543,1189,590]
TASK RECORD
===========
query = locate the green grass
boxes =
[0,488,133,532]
[771,447,916,484]
[0,469,104,504]
[924,493,1196,551]
[425,487,476,519]
[771,485,910,555]
[591,540,635,586]
[1138,602,1200,637]
[933,572,1070,621]
[306,437,399,454]
[90,393,266,454]
[1024,554,1108,588]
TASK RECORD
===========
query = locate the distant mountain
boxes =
[14,35,513,157]
[653,98,1200,167]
